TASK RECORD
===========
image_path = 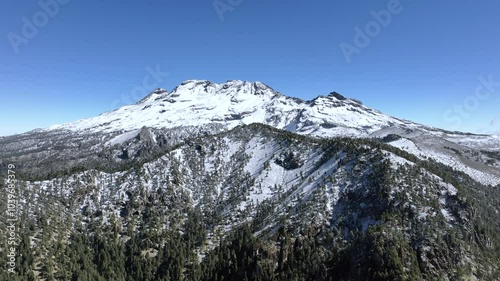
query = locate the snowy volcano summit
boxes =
[46,79,431,137]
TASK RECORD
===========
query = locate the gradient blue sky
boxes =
[1,0,499,136]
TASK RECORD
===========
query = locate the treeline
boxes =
[1,221,488,281]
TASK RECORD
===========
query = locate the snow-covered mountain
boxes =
[1,80,500,280]
[45,80,435,136]
[7,79,499,185]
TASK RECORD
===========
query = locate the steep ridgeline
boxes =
[0,124,499,280]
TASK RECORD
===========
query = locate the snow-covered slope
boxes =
[39,79,499,185]
[13,124,500,280]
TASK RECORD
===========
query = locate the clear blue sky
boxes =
[1,0,499,136]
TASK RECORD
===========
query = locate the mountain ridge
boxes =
[2,122,499,280]
[4,79,495,185]
[38,79,437,136]
[1,81,500,280]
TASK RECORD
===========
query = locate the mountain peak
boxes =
[170,80,279,99]
[180,79,211,85]
[328,91,347,101]
[44,79,398,136]
[152,88,168,94]
[136,88,169,104]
